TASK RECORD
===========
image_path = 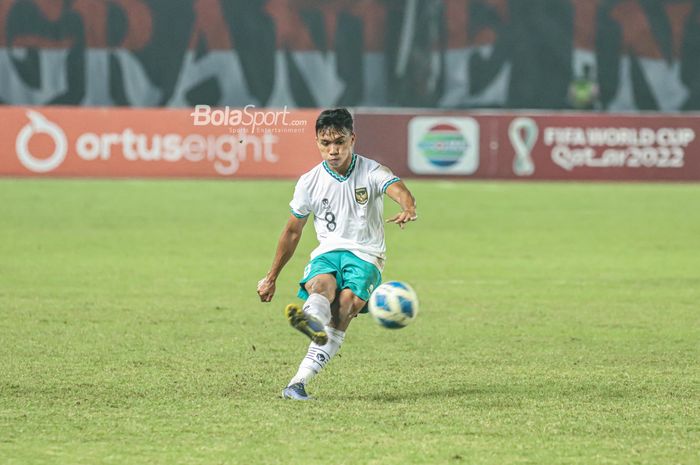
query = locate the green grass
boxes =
[1,179,698,465]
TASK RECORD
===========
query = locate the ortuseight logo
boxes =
[417,123,468,167]
[408,117,479,175]
[12,110,281,176]
[16,111,68,173]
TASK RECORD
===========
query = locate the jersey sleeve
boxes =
[289,178,311,218]
[369,163,401,195]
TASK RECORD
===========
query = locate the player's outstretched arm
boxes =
[385,181,417,229]
[257,215,308,302]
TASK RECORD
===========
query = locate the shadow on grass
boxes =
[318,380,649,405]
[324,385,486,403]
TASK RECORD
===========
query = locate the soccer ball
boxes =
[368,281,419,329]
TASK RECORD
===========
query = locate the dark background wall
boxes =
[0,0,698,110]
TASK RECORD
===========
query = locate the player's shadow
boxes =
[329,385,485,403]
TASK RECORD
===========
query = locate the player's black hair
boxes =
[315,108,354,135]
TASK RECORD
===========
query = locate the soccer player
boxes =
[256,108,417,400]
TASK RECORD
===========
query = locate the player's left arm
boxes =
[385,181,417,229]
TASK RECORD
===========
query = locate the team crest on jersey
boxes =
[355,187,369,205]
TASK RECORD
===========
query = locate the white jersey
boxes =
[290,153,400,271]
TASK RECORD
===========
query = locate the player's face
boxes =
[316,128,356,173]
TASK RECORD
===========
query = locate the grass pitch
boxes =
[1,179,698,465]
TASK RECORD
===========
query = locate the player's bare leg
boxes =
[303,273,337,315]
[329,288,367,332]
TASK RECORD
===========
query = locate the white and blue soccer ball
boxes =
[368,281,419,329]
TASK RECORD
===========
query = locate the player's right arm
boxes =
[257,214,308,303]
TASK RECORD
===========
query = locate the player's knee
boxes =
[338,290,354,309]
[337,291,365,323]
[305,276,336,303]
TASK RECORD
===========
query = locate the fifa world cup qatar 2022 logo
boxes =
[508,117,539,176]
[15,111,68,173]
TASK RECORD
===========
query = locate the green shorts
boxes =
[298,250,382,313]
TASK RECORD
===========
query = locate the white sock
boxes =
[303,293,332,327]
[288,327,345,386]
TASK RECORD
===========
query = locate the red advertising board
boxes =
[355,112,700,181]
[0,106,320,178]
[1,106,699,181]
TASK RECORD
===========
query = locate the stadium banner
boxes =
[0,0,699,111]
[2,106,699,181]
[0,106,319,178]
[355,112,700,181]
